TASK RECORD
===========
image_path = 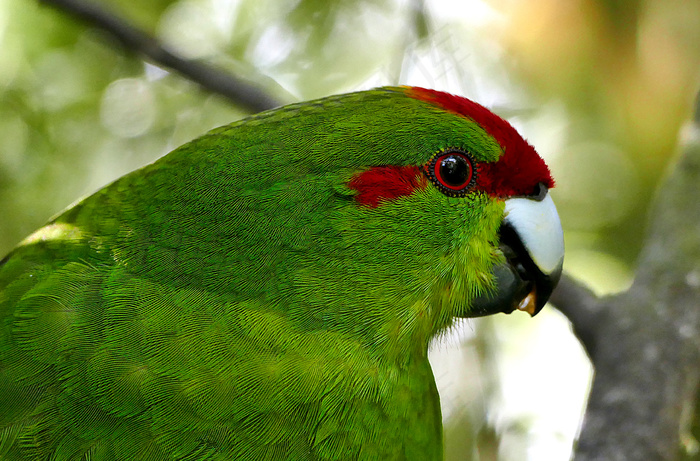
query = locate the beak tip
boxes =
[516,290,538,316]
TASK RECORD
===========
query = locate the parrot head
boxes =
[336,87,563,324]
[403,87,564,318]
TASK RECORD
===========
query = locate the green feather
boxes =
[0,87,510,460]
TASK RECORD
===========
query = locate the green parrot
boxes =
[0,86,564,460]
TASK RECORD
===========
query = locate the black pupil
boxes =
[439,155,469,186]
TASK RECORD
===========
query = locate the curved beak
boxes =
[471,186,564,317]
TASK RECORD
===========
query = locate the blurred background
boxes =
[1,0,699,459]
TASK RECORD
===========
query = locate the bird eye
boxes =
[425,149,476,197]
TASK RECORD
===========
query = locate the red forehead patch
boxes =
[405,87,554,197]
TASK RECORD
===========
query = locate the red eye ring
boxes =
[424,148,477,197]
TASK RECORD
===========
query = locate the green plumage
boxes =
[0,87,509,460]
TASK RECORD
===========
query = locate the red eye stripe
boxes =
[347,165,426,208]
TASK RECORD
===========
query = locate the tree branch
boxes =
[550,273,605,359]
[38,0,282,113]
[568,110,700,460]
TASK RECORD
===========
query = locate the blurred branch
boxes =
[409,0,430,41]
[38,0,281,113]
[560,100,700,459]
[550,274,605,359]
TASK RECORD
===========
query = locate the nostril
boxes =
[530,182,548,201]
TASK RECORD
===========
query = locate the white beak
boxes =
[504,193,565,276]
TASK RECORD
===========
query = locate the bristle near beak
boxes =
[469,187,564,317]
